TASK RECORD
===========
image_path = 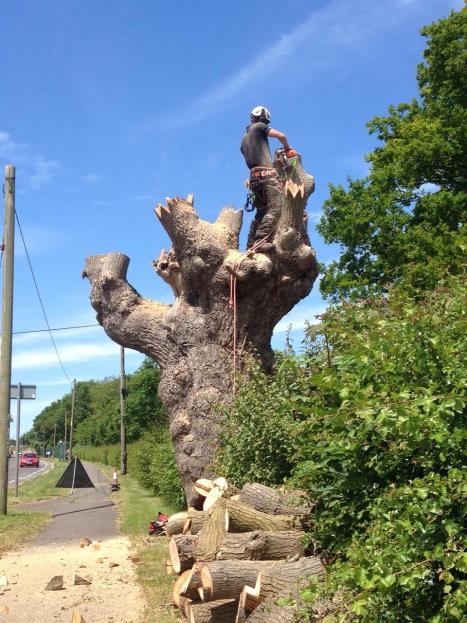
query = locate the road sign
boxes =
[10,385,36,400]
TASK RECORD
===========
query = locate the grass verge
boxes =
[93,463,182,623]
[10,460,70,505]
[0,510,50,554]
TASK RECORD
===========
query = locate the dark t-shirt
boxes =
[240,122,272,169]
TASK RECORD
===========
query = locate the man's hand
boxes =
[286,148,298,158]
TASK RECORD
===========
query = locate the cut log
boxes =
[180,562,204,600]
[187,599,238,623]
[243,598,296,623]
[239,483,313,517]
[170,534,198,573]
[226,499,301,533]
[195,498,228,562]
[216,530,305,561]
[195,478,214,497]
[238,556,323,620]
[166,559,174,575]
[179,596,192,618]
[173,570,192,607]
[184,509,209,535]
[166,512,189,537]
[203,487,224,511]
[199,560,281,601]
[73,574,92,586]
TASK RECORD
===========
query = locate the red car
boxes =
[19,452,40,468]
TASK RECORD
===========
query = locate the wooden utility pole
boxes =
[120,346,127,475]
[0,165,15,515]
[64,410,68,460]
[52,423,57,459]
[69,380,76,461]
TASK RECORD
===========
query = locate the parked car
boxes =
[19,452,40,468]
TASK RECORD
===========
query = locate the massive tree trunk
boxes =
[83,158,318,504]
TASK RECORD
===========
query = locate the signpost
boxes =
[11,383,36,496]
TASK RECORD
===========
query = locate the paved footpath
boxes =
[0,462,144,623]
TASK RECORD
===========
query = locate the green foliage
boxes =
[217,275,466,622]
[217,353,310,487]
[26,358,166,449]
[318,7,466,300]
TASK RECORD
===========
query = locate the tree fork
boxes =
[83,164,318,503]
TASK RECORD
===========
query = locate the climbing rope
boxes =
[228,234,271,394]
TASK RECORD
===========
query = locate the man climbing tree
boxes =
[83,109,318,503]
[241,106,298,250]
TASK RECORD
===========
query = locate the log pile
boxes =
[166,480,323,622]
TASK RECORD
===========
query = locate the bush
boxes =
[217,275,466,622]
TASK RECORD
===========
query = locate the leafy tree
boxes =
[318,7,466,300]
[217,273,466,622]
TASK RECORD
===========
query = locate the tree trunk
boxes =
[184,509,208,535]
[226,499,302,533]
[187,599,238,623]
[83,162,318,503]
[216,530,305,561]
[239,483,313,517]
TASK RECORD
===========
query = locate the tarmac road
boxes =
[7,456,50,488]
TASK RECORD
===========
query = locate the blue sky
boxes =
[0,0,461,435]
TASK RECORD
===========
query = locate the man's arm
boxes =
[267,127,291,151]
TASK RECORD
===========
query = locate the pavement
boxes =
[0,462,144,622]
[22,462,119,545]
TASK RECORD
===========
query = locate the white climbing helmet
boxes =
[250,106,271,123]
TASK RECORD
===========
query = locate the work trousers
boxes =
[247,177,283,248]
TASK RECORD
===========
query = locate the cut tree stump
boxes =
[166,511,189,537]
[216,530,305,561]
[170,534,198,573]
[199,560,281,601]
[239,483,314,518]
[187,598,238,623]
[226,499,301,533]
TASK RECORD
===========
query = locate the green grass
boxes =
[0,460,70,552]
[92,463,182,623]
[10,460,70,505]
[0,510,50,554]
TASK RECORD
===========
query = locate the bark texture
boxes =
[239,483,313,517]
[187,599,238,623]
[216,530,305,561]
[83,160,318,503]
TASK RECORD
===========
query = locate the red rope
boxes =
[229,234,271,394]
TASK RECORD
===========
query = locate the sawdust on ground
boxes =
[0,535,144,622]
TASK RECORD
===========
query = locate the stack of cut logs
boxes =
[166,479,324,622]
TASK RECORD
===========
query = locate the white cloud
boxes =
[152,0,431,131]
[13,342,120,369]
[0,130,59,188]
[274,304,326,334]
[29,156,59,188]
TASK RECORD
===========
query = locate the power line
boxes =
[14,209,72,385]
[12,323,100,336]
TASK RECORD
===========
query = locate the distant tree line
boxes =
[23,358,166,450]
